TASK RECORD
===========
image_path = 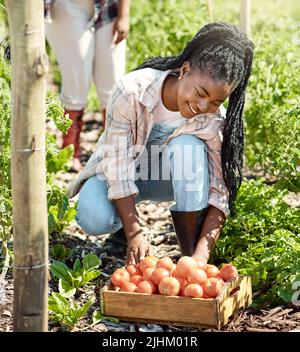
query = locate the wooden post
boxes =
[5,0,48,331]
[240,0,251,37]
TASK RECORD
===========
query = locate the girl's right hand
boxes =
[126,234,153,266]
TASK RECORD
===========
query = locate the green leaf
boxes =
[48,213,57,234]
[58,279,76,298]
[73,258,82,273]
[50,261,72,281]
[49,292,70,312]
[82,254,100,272]
[75,299,93,320]
[82,270,101,285]
[92,310,119,324]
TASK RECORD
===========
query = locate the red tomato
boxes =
[219,264,239,281]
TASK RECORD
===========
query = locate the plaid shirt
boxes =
[93,0,118,29]
[45,0,118,28]
[67,68,230,216]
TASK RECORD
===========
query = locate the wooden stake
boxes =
[5,0,48,331]
[240,0,251,37]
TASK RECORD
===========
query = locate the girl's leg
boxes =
[143,133,210,209]
[75,175,144,236]
[93,20,126,129]
[166,134,210,256]
[167,134,210,211]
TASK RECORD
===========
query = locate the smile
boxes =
[188,103,198,114]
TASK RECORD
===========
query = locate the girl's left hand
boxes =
[113,16,130,44]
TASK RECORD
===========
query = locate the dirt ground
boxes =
[1,110,300,333]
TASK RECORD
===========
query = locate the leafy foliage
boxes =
[213,179,300,305]
[50,243,74,261]
[48,292,93,331]
[244,20,300,190]
[50,254,102,290]
[49,253,106,330]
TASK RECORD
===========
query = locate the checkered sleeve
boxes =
[100,82,139,200]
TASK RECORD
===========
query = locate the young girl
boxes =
[67,22,254,265]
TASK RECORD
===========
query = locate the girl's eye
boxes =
[195,89,203,98]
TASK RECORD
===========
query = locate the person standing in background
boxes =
[45,0,130,171]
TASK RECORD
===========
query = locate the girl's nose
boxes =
[197,100,209,113]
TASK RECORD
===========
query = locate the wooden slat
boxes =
[102,290,216,327]
[216,276,252,328]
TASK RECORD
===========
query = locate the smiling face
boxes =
[175,62,233,118]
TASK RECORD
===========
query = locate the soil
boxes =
[1,110,299,333]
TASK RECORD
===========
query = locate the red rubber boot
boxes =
[62,109,84,172]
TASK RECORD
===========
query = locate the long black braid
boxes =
[135,22,254,215]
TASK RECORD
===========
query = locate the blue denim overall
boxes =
[75,123,210,235]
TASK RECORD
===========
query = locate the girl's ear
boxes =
[179,61,191,79]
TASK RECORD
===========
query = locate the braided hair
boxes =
[135,22,254,215]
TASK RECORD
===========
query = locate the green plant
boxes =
[244,20,300,190]
[212,179,300,305]
[253,102,300,191]
[127,0,208,71]
[0,41,12,282]
[48,292,93,331]
[50,243,73,261]
[92,310,119,325]
[45,91,76,233]
[50,253,101,289]
[233,229,300,306]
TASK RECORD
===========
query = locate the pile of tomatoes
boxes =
[110,256,238,299]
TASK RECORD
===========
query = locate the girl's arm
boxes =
[118,0,130,18]
[192,205,226,264]
[114,195,153,265]
[113,0,130,44]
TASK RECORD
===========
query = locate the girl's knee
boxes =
[168,135,207,160]
[75,176,116,235]
[75,200,113,236]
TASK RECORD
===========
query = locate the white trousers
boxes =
[45,0,126,110]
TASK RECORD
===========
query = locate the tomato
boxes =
[156,257,175,272]
[202,278,223,298]
[126,264,142,277]
[120,282,137,293]
[111,268,130,287]
[136,280,156,294]
[139,256,158,273]
[158,277,180,296]
[143,267,156,281]
[176,256,198,278]
[183,284,204,298]
[151,267,170,286]
[204,264,220,278]
[172,274,187,294]
[219,264,239,281]
[130,274,144,286]
[187,268,207,285]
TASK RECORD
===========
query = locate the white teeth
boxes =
[189,104,197,114]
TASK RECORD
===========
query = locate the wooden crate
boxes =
[100,275,252,329]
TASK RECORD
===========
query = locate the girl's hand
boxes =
[126,234,153,265]
[113,16,130,44]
